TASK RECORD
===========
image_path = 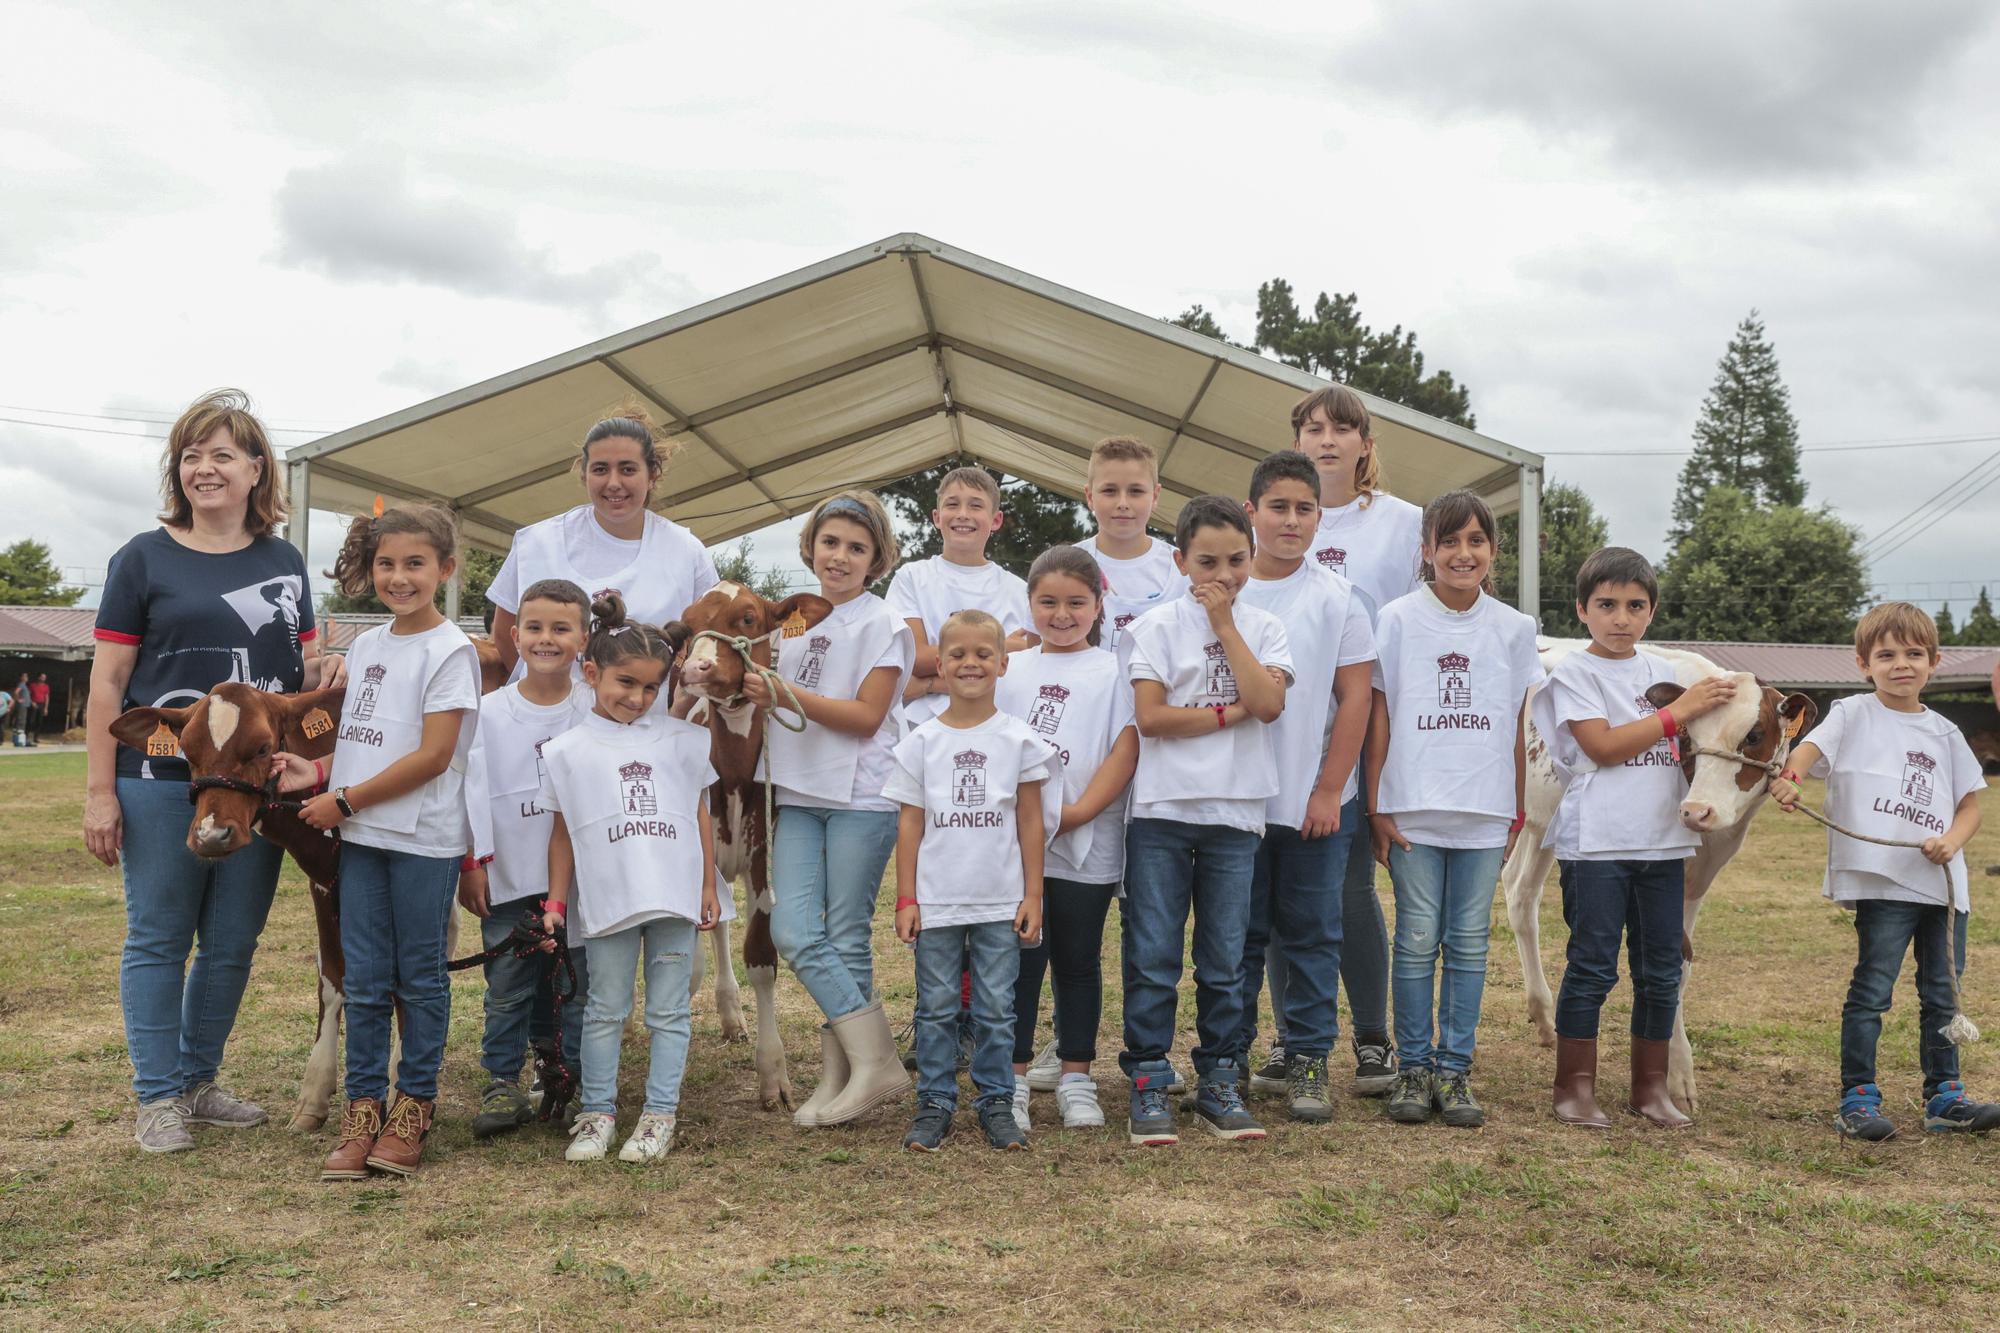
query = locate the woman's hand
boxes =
[84,791,123,867]
[298,791,345,831]
[306,653,348,691]
[269,751,322,794]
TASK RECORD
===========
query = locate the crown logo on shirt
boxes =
[1436,652,1473,710]
[1317,547,1348,570]
[620,761,654,781]
[1906,751,1937,773]
[619,761,657,817]
[1204,641,1228,659]
[954,750,988,768]
[952,749,988,807]
[363,664,387,683]
[807,635,832,653]
[1029,685,1069,736]
[351,663,386,720]
[1038,684,1071,702]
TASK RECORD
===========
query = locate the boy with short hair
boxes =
[1771,601,1996,1140]
[460,577,595,1135]
[1531,547,1736,1130]
[887,466,1034,730]
[1079,436,1189,654]
[1229,451,1375,1122]
[887,610,1054,1152]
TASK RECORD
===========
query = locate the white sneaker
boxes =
[565,1111,615,1162]
[1056,1074,1106,1128]
[618,1113,676,1163]
[1011,1076,1032,1132]
[1024,1040,1063,1092]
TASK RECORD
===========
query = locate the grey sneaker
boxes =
[1436,1070,1485,1128]
[1386,1067,1435,1124]
[1353,1035,1397,1097]
[471,1081,534,1139]
[178,1081,268,1128]
[979,1100,1029,1151]
[1188,1066,1267,1141]
[1286,1055,1334,1123]
[136,1099,194,1153]
[1128,1070,1179,1146]
[1249,1047,1290,1095]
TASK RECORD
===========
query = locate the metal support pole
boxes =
[1517,463,1542,623]
[285,458,312,563]
[443,507,463,623]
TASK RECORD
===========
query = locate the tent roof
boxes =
[289,233,1540,552]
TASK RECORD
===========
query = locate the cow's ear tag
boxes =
[146,723,177,758]
[301,708,333,740]
[781,611,808,639]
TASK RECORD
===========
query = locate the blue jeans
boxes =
[1119,818,1259,1082]
[1555,858,1686,1042]
[116,776,283,1104]
[339,842,458,1102]
[1841,899,1967,1096]
[1389,842,1504,1074]
[914,919,1018,1108]
[480,906,589,1085]
[581,916,698,1115]
[1235,806,1358,1065]
[1272,825,1389,1047]
[770,805,898,1021]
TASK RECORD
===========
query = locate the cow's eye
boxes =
[1744,728,1763,747]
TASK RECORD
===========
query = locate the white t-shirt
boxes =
[885,555,1031,727]
[1533,649,1700,861]
[465,681,594,906]
[1372,589,1541,849]
[1080,534,1188,657]
[1124,595,1294,835]
[765,594,913,813]
[995,645,1136,885]
[538,711,722,939]
[1310,493,1424,626]
[1237,561,1375,828]
[332,621,482,858]
[1808,694,1985,911]
[489,506,719,682]
[883,711,1057,927]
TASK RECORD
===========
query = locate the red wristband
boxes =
[540,897,566,918]
[1778,769,1800,785]
[895,897,919,910]
[314,757,329,789]
[1213,703,1228,729]
[1508,811,1526,835]
[460,854,477,873]
[1657,707,1677,739]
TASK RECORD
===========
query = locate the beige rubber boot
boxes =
[814,1001,910,1126]
[792,1023,850,1129]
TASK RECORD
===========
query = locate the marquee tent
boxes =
[284,233,1545,613]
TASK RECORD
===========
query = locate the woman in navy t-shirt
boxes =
[85,390,344,1155]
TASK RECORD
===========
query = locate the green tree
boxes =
[0,539,84,606]
[1494,482,1611,636]
[1670,311,1804,542]
[1654,487,1867,643]
[712,540,796,603]
[1168,304,1250,348]
[1935,602,1957,645]
[877,460,1091,576]
[1253,279,1475,428]
[1962,587,2000,645]
[320,546,502,621]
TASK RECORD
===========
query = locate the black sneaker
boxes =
[979,1100,1029,1151]
[1286,1055,1333,1123]
[1188,1066,1267,1141]
[1435,1070,1484,1128]
[1836,1083,1896,1141]
[470,1081,533,1138]
[903,1099,955,1153]
[1249,1047,1290,1096]
[1385,1067,1435,1123]
[1353,1034,1396,1097]
[1924,1081,2000,1134]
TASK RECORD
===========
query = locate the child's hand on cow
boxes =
[1770,775,1802,812]
[741,671,774,709]
[895,900,921,943]
[270,751,321,793]
[1370,812,1409,869]
[457,866,490,918]
[1674,675,1738,722]
[298,791,344,830]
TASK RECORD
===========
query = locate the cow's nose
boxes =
[681,658,715,681]
[1679,802,1717,832]
[191,822,239,855]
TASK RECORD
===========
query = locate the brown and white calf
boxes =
[666,582,834,1111]
[111,683,351,1131]
[1502,641,1815,1113]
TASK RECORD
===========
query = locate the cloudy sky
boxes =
[6,0,1997,615]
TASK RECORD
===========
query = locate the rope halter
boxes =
[685,625,807,732]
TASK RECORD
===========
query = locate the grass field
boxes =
[3,751,1999,1330]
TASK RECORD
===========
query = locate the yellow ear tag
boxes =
[781,611,808,639]
[146,724,178,758]
[302,708,333,741]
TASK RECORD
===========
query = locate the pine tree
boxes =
[1934,602,1957,645]
[0,539,84,606]
[1253,280,1474,428]
[1670,311,1805,541]
[1962,587,2000,645]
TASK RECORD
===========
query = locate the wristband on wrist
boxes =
[540,897,566,918]
[460,854,477,874]
[332,787,356,818]
[1657,707,1677,739]
[1508,810,1526,835]
[1778,769,1800,786]
[895,896,919,910]
[1212,703,1228,729]
[313,757,329,789]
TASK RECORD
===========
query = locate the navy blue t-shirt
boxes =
[96,529,318,781]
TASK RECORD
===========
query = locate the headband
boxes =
[818,495,871,521]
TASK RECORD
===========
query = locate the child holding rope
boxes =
[460,577,594,1138]
[539,594,722,1164]
[1770,601,1996,1139]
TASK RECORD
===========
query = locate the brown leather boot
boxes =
[1552,1038,1612,1128]
[1626,1037,1693,1129]
[321,1098,384,1181]
[365,1095,435,1175]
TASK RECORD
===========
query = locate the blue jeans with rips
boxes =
[1389,841,1505,1075]
[913,918,1019,1109]
[1119,817,1260,1084]
[338,842,459,1102]
[580,916,698,1116]
[1554,858,1686,1042]
[769,805,899,1022]
[1233,805,1359,1065]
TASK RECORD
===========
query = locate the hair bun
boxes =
[590,591,628,629]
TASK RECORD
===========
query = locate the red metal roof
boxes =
[0,606,97,656]
[1646,641,1999,691]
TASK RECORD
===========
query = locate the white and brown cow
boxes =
[666,582,834,1111]
[1503,640,1815,1113]
[111,683,352,1131]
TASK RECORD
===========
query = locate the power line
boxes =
[1859,448,2000,555]
[1538,432,2000,458]
[0,404,335,434]
[1868,464,2000,565]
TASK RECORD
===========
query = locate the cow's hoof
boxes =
[718,1017,750,1044]
[288,1111,328,1134]
[760,1077,794,1112]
